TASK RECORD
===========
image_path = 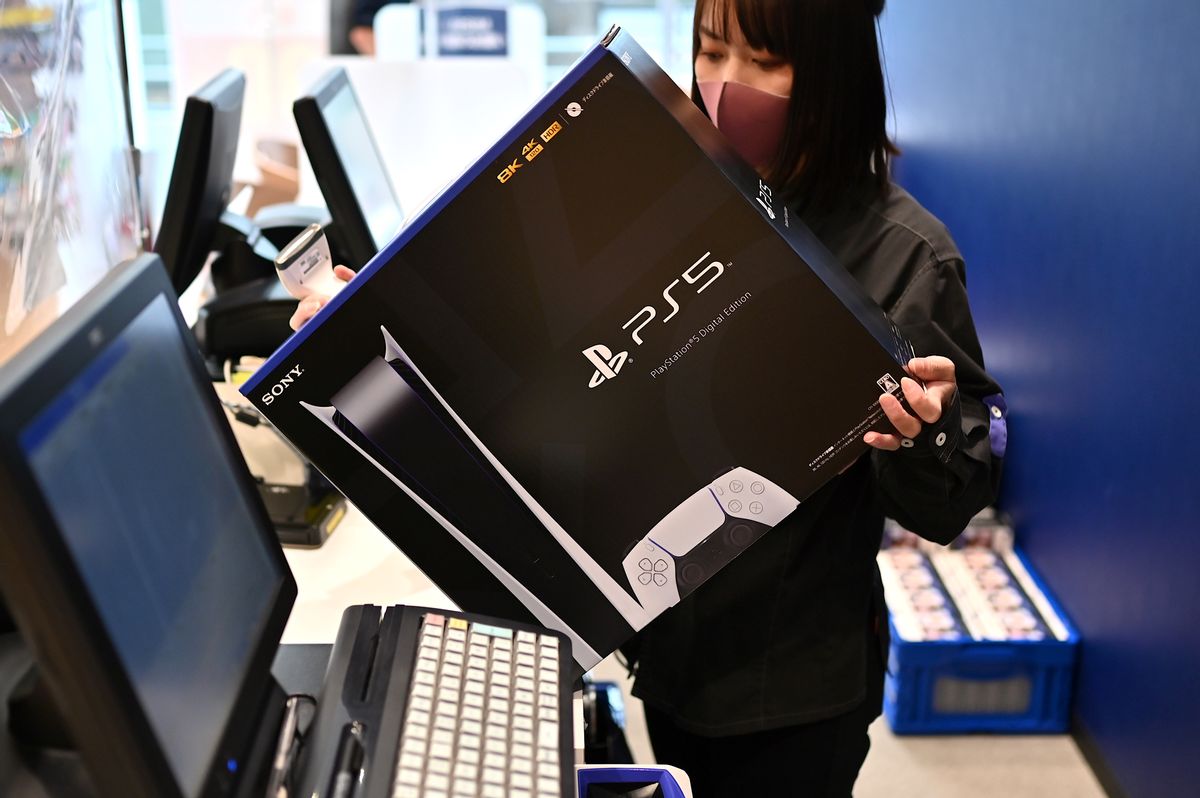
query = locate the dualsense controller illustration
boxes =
[622,468,799,615]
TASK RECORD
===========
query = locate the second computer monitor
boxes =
[154,69,246,295]
[294,68,405,269]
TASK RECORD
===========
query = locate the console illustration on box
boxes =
[623,467,798,615]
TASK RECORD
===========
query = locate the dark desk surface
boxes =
[0,634,333,798]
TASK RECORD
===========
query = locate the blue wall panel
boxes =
[880,3,1200,796]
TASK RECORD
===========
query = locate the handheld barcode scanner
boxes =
[275,222,346,300]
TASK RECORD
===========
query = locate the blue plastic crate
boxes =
[883,547,1079,734]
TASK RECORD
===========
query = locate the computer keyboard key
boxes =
[512,743,533,761]
[484,737,506,754]
[510,771,534,789]
[393,786,420,798]
[425,772,450,791]
[429,758,452,776]
[483,766,505,784]
[482,785,506,798]
[538,723,558,749]
[396,768,422,786]
[430,741,453,760]
[513,729,533,745]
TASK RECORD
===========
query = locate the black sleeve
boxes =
[871,257,1006,544]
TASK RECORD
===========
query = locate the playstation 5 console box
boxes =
[243,28,916,672]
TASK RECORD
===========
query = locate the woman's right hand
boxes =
[288,265,357,330]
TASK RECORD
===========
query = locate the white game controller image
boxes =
[621,467,799,615]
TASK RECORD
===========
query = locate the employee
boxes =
[622,1,1004,796]
[292,1,1005,795]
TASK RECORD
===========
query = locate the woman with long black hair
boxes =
[625,1,1004,795]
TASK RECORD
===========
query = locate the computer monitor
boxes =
[0,254,296,798]
[294,68,405,269]
[155,69,272,295]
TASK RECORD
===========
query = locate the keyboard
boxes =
[295,605,574,798]
[392,613,566,798]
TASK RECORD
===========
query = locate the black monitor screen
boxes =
[18,292,279,796]
[154,69,244,294]
[323,82,403,250]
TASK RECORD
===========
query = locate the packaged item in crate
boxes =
[929,548,1055,641]
[878,548,967,642]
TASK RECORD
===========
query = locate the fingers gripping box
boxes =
[243,29,916,672]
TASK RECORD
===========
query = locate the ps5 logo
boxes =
[582,250,726,387]
[262,365,304,405]
[582,344,629,388]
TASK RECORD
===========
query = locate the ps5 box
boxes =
[242,27,916,673]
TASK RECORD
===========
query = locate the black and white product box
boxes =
[242,28,917,671]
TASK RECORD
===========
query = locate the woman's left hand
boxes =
[863,356,958,451]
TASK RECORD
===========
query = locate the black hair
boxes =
[692,0,897,211]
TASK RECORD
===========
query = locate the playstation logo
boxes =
[582,344,628,388]
[566,102,583,118]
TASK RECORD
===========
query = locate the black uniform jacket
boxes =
[629,183,1006,736]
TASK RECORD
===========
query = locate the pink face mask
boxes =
[697,80,790,172]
